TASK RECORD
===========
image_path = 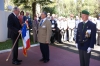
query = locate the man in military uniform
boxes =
[50,16,58,43]
[76,10,96,66]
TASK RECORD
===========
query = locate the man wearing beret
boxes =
[75,10,96,66]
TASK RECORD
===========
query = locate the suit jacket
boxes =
[50,20,57,29]
[76,20,96,51]
[37,19,52,43]
[32,19,38,31]
[7,13,22,39]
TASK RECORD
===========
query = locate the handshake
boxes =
[75,43,92,53]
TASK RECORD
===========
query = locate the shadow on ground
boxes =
[51,42,100,61]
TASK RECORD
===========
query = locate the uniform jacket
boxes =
[7,13,22,39]
[50,20,57,29]
[76,20,96,51]
[23,16,32,28]
[37,19,52,43]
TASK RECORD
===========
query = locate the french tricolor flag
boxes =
[22,24,30,56]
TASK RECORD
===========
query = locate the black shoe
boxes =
[59,41,63,44]
[39,58,44,61]
[97,44,100,46]
[50,42,54,44]
[17,59,22,62]
[44,60,49,63]
[12,61,21,65]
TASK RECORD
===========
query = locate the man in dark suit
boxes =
[50,16,58,43]
[76,10,96,66]
[7,7,22,65]
[23,12,32,29]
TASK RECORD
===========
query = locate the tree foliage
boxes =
[55,0,100,17]
[11,0,54,18]
[11,0,100,17]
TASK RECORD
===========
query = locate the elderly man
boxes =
[38,12,52,63]
[68,14,75,42]
[23,12,32,29]
[76,10,96,66]
[32,15,38,43]
[7,7,22,65]
[50,16,58,43]
[96,15,100,46]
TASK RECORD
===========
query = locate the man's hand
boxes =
[87,47,92,53]
[18,30,22,34]
[46,41,49,44]
[75,43,78,48]
[52,29,55,30]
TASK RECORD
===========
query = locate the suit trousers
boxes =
[11,38,19,61]
[40,43,49,60]
[79,50,91,66]
[33,29,37,43]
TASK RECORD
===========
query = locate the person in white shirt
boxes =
[96,18,100,46]
[68,15,75,42]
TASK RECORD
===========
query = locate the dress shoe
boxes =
[97,44,100,46]
[12,61,21,65]
[44,60,49,63]
[59,41,63,44]
[17,59,22,62]
[39,58,44,61]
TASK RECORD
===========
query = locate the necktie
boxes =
[82,22,85,31]
[40,20,43,26]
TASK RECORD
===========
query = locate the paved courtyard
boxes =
[0,44,100,66]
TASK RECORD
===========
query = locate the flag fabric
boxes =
[22,24,30,56]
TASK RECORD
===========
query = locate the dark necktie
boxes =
[82,22,86,31]
[40,20,43,26]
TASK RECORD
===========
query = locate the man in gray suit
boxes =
[32,15,38,43]
[37,12,52,63]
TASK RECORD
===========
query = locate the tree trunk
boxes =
[32,2,36,19]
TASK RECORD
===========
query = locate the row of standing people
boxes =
[52,15,100,46]
[17,10,100,46]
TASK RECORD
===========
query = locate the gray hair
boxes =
[42,11,47,17]
[12,7,19,12]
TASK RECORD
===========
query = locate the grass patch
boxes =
[0,35,35,50]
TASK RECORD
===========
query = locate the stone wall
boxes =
[0,10,11,42]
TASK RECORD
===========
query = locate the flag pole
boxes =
[6,33,21,61]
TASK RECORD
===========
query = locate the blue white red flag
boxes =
[22,24,30,56]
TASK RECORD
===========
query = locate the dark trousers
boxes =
[67,29,69,41]
[79,50,91,66]
[50,31,56,43]
[11,38,19,61]
[40,43,49,60]
[56,31,62,42]
[51,35,55,43]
